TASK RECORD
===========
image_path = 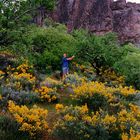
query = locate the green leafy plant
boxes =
[114,44,140,89]
[31,25,77,71]
[0,115,29,140]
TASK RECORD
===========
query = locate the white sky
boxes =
[126,0,140,3]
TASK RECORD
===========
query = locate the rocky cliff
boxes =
[51,0,140,45]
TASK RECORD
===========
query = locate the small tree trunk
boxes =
[91,62,100,75]
[34,6,46,27]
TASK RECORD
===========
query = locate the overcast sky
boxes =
[127,0,140,3]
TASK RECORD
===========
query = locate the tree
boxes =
[0,0,55,26]
[0,0,55,46]
[74,32,122,74]
[114,44,140,89]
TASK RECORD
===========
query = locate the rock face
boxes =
[51,0,140,45]
[112,0,140,44]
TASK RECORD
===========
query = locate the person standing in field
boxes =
[61,53,75,80]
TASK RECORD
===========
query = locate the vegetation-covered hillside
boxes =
[0,0,140,140]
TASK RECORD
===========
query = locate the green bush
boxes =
[0,86,40,106]
[31,25,77,72]
[72,81,138,113]
[114,52,140,89]
[64,73,87,87]
[0,115,29,140]
[53,105,110,140]
[1,24,78,72]
[53,103,140,140]
[73,31,140,89]
[0,25,36,66]
[74,32,122,74]
[2,21,140,90]
[113,43,140,89]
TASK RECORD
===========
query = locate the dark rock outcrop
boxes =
[112,0,140,44]
[51,0,140,45]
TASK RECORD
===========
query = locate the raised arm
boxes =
[67,55,75,61]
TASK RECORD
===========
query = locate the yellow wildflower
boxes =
[102,114,116,125]
[64,114,76,121]
[55,104,64,112]
[80,104,88,114]
[122,133,129,140]
[0,95,2,100]
[8,101,48,136]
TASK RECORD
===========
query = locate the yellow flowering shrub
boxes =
[72,81,138,112]
[0,63,41,106]
[11,63,35,83]
[116,85,137,96]
[0,95,2,100]
[99,68,125,86]
[53,103,140,140]
[122,128,140,140]
[2,68,139,138]
[35,86,58,103]
[129,103,140,114]
[0,70,5,80]
[0,70,5,75]
[5,63,36,90]
[8,100,48,137]
[73,81,109,97]
[73,81,110,111]
[72,62,95,75]
[12,72,35,83]
[55,104,64,112]
[64,114,76,121]
[53,105,110,140]
[73,81,137,98]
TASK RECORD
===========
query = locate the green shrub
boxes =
[72,81,138,113]
[53,104,140,140]
[120,43,140,55]
[74,32,122,74]
[0,86,40,106]
[72,82,110,111]
[0,115,29,140]
[30,25,77,72]
[114,52,140,89]
[63,73,87,87]
[53,105,110,140]
[73,31,140,89]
